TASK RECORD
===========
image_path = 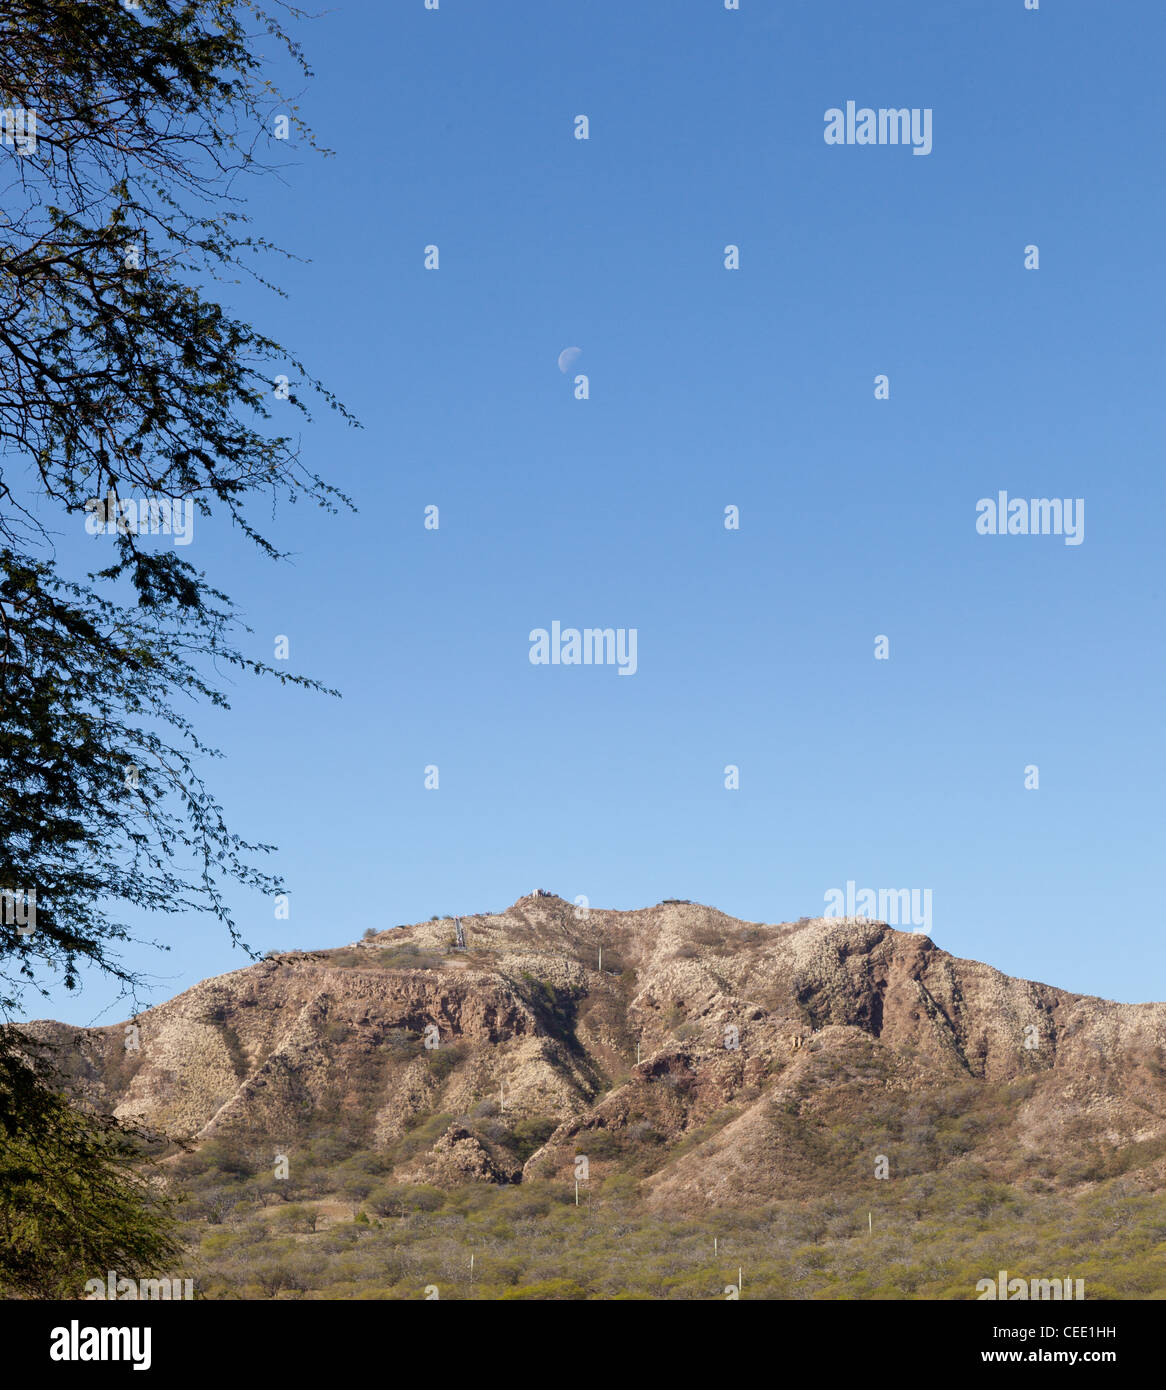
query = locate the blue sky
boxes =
[27,0,1166,1022]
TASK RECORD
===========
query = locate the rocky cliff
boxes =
[28,894,1166,1209]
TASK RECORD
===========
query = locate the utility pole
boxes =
[598,946,603,972]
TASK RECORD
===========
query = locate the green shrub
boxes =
[507,1117,557,1162]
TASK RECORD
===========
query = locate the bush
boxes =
[276,1204,319,1233]
[507,1117,557,1162]
[368,1184,445,1217]
[425,1044,465,1081]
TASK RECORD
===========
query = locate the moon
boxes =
[557,346,582,374]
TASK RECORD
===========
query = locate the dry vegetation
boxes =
[28,895,1166,1299]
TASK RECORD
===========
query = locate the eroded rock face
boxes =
[401,1125,523,1186]
[25,895,1166,1206]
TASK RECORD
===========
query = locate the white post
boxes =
[738,1268,742,1293]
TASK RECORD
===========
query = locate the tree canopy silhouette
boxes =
[0,0,354,1293]
[1,0,354,1012]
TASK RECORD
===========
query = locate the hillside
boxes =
[29,893,1166,1210]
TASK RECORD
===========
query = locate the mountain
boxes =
[28,893,1166,1208]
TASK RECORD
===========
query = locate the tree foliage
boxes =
[0,1,353,1294]
[0,1028,181,1297]
[0,0,354,1012]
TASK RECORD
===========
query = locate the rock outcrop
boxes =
[26,894,1166,1208]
